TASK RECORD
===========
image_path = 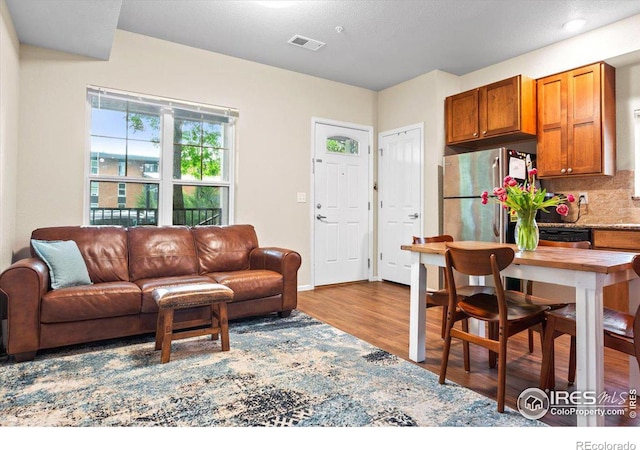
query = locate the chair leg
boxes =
[497,329,508,413]
[439,313,455,384]
[462,318,470,373]
[528,329,534,353]
[440,306,448,339]
[568,336,576,385]
[488,322,498,369]
[540,316,558,390]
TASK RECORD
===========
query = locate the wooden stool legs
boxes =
[155,308,175,364]
[155,300,230,364]
[216,301,230,352]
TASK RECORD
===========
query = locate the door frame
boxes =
[310,117,374,289]
[377,123,424,282]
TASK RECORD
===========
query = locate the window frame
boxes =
[84,86,237,227]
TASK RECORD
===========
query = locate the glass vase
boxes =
[515,210,539,251]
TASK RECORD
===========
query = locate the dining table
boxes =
[401,240,640,427]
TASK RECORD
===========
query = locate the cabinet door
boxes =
[480,76,520,138]
[536,73,567,177]
[445,89,479,144]
[566,63,602,175]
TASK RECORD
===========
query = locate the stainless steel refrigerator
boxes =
[442,147,534,244]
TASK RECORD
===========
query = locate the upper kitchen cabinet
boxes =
[445,75,536,148]
[536,62,616,178]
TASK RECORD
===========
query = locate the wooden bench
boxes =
[152,283,234,363]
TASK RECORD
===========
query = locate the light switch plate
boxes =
[297,192,307,203]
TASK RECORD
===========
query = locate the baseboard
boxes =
[297,284,313,292]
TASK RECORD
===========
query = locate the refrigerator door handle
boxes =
[492,156,500,237]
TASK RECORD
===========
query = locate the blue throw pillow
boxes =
[31,239,93,290]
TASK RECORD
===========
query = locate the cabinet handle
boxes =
[567,167,573,173]
[473,132,478,137]
[483,130,487,135]
[560,168,566,174]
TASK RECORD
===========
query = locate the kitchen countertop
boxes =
[538,222,640,231]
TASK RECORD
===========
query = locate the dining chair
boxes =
[412,235,494,338]
[539,254,640,390]
[524,239,592,354]
[438,242,550,413]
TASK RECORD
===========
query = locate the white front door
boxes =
[378,125,423,285]
[313,122,371,286]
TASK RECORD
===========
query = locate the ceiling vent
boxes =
[288,35,325,51]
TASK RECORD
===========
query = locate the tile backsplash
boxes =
[542,170,640,225]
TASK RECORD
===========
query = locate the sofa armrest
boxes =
[250,248,301,313]
[0,258,50,359]
[250,247,301,274]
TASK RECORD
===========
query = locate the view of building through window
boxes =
[87,87,237,227]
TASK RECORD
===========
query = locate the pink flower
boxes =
[493,187,506,197]
[567,194,575,203]
[481,191,489,204]
[503,176,517,187]
[556,204,569,216]
[529,168,537,177]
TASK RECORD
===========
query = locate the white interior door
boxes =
[313,122,370,286]
[378,125,423,285]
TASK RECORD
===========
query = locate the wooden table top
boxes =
[401,241,639,274]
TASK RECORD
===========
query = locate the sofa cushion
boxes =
[40,281,142,323]
[209,270,282,302]
[31,226,130,283]
[31,239,93,290]
[128,226,199,281]
[192,225,258,274]
[135,275,214,313]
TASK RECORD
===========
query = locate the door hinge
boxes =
[368,258,371,269]
[380,252,383,260]
[368,201,370,211]
[380,200,383,208]
[368,145,371,154]
[379,148,383,156]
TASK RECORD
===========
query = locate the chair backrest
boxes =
[538,239,591,249]
[413,235,454,289]
[444,242,514,277]
[443,243,514,315]
[413,235,453,244]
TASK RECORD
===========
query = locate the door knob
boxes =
[408,213,419,219]
[316,214,327,220]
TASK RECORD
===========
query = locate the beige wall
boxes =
[0,0,19,270]
[16,30,377,285]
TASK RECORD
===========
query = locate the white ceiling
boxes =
[6,0,640,91]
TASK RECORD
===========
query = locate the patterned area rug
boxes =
[0,311,544,427]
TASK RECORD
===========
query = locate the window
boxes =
[326,135,359,155]
[87,86,237,227]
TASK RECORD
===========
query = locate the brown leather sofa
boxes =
[0,224,301,362]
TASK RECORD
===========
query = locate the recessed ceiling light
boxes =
[563,18,587,32]
[255,1,296,8]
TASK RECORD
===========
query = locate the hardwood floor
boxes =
[297,280,637,427]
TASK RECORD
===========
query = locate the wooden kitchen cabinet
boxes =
[592,229,640,313]
[445,75,536,147]
[536,62,616,178]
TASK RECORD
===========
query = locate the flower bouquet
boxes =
[481,168,575,251]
